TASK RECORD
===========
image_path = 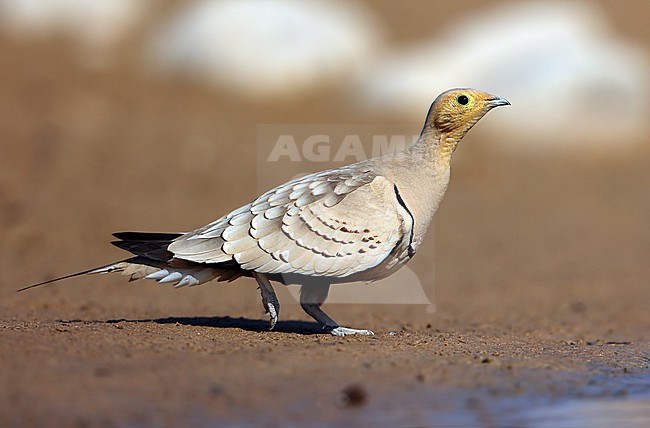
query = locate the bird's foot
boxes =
[253,272,280,331]
[328,326,374,336]
[265,301,278,331]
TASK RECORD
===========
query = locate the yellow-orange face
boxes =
[430,88,510,136]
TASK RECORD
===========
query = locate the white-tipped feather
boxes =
[145,269,170,280]
[140,266,223,287]
[174,275,199,288]
[158,271,184,283]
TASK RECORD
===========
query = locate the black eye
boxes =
[457,95,469,105]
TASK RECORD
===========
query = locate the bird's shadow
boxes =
[102,315,323,335]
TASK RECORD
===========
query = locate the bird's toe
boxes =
[329,326,374,336]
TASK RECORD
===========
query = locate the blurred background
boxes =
[1,0,649,337]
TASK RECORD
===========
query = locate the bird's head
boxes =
[421,88,510,157]
[429,88,510,135]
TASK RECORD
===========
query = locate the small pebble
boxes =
[337,383,367,407]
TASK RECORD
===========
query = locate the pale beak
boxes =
[487,96,511,108]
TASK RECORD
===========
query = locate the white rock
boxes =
[145,0,383,99]
[357,1,650,152]
[0,0,150,67]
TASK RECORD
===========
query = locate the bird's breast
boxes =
[392,165,450,253]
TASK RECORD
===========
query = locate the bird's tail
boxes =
[19,232,244,292]
[19,257,241,292]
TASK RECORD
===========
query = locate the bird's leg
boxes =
[300,282,374,336]
[252,272,280,330]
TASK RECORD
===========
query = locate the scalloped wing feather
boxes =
[167,165,411,279]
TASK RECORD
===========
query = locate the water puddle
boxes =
[506,373,650,427]
[315,371,650,427]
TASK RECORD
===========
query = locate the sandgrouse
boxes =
[22,89,509,336]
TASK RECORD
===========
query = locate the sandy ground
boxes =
[1,1,650,426]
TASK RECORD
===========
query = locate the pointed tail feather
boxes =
[18,262,128,292]
[20,257,244,293]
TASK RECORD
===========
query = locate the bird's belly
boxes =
[339,239,413,283]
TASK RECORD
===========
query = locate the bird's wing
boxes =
[167,165,412,278]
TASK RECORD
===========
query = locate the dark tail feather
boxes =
[18,263,125,292]
[112,232,183,241]
[111,231,183,261]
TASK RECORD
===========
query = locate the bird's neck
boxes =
[407,127,463,165]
